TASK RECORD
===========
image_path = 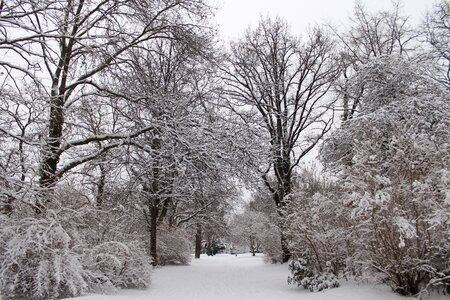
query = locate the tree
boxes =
[0,0,221,297]
[105,30,241,265]
[321,55,450,296]
[0,0,212,212]
[423,0,450,86]
[229,210,277,256]
[223,17,339,262]
[0,84,45,215]
[331,1,417,122]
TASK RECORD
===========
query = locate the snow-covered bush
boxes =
[84,241,152,291]
[321,55,450,295]
[0,184,154,299]
[0,211,88,299]
[157,227,192,265]
[282,167,348,275]
[301,273,340,292]
[288,257,340,292]
[261,228,283,263]
[287,257,314,285]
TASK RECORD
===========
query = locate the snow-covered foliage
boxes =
[0,186,153,299]
[260,228,283,264]
[319,55,450,295]
[84,241,152,290]
[0,211,87,299]
[242,188,284,263]
[0,0,228,294]
[157,227,192,265]
[1,1,448,298]
[283,54,449,296]
[288,257,340,292]
[423,0,450,85]
[283,183,348,276]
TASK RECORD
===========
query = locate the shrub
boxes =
[0,201,153,299]
[288,257,340,292]
[262,232,283,264]
[301,273,340,292]
[157,227,192,265]
[84,241,152,291]
[0,211,88,299]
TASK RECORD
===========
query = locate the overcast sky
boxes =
[214,0,432,40]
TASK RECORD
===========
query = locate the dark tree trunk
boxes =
[281,231,291,263]
[36,97,65,212]
[263,170,293,263]
[37,9,79,211]
[149,135,161,266]
[195,223,202,259]
[206,235,213,256]
[150,204,158,266]
[0,195,13,216]
[39,102,64,187]
[96,164,106,206]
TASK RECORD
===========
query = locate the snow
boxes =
[67,254,447,300]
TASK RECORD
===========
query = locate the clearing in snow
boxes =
[69,254,447,300]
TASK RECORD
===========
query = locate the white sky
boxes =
[214,0,432,40]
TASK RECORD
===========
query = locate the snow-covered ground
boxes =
[70,254,446,300]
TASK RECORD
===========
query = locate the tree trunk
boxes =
[150,204,158,266]
[96,164,106,206]
[206,234,213,256]
[250,236,255,256]
[281,231,291,263]
[37,97,65,212]
[39,102,64,187]
[195,223,202,259]
[0,195,13,216]
[149,135,161,266]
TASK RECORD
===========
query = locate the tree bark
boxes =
[281,230,291,263]
[195,223,202,259]
[36,95,65,212]
[150,204,158,266]
[96,164,106,207]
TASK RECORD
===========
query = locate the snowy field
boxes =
[68,254,447,300]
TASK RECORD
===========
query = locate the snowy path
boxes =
[72,254,444,300]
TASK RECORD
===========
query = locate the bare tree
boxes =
[223,17,339,262]
[423,0,450,86]
[0,0,212,212]
[330,1,417,121]
[108,33,237,265]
